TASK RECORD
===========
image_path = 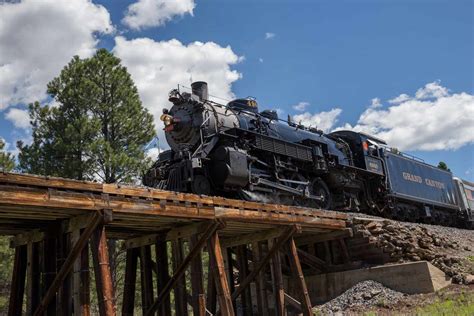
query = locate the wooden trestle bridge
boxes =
[0,172,354,316]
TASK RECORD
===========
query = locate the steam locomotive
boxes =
[143,82,474,228]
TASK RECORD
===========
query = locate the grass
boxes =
[414,291,474,316]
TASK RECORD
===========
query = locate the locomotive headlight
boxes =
[160,114,174,127]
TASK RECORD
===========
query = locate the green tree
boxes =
[18,49,155,183]
[437,161,451,172]
[0,139,15,171]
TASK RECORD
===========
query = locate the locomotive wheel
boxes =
[306,178,332,210]
[191,175,211,195]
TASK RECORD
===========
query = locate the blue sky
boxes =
[0,0,473,180]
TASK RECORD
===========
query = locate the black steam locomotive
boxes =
[143,82,473,228]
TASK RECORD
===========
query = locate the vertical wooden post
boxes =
[72,229,91,316]
[236,245,252,315]
[287,237,312,316]
[222,247,236,310]
[207,231,235,316]
[269,239,285,316]
[122,248,138,316]
[91,224,116,316]
[57,233,72,315]
[139,245,154,313]
[155,238,171,316]
[206,258,217,314]
[42,237,57,315]
[26,241,40,315]
[171,239,188,316]
[8,245,27,316]
[252,242,269,316]
[190,234,205,316]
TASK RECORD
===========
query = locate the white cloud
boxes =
[113,36,243,142]
[370,98,382,108]
[388,93,410,104]
[293,108,342,132]
[123,0,195,30]
[0,0,112,110]
[259,58,264,63]
[340,82,474,151]
[5,108,29,129]
[292,101,310,112]
[265,32,276,40]
[415,80,449,99]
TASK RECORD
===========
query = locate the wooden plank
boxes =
[122,249,138,316]
[208,231,235,316]
[287,237,312,316]
[8,245,27,316]
[0,172,103,192]
[295,228,353,246]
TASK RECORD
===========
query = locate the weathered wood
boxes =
[8,245,27,316]
[91,224,116,316]
[190,234,205,316]
[171,239,188,316]
[34,212,104,316]
[251,242,269,316]
[338,238,351,263]
[155,238,171,316]
[57,232,72,315]
[208,230,235,316]
[206,258,217,315]
[269,239,285,316]
[42,237,57,315]
[231,226,297,302]
[296,248,328,272]
[122,248,138,316]
[145,221,220,316]
[295,228,353,246]
[236,245,252,316]
[26,241,40,315]
[287,237,312,316]
[72,229,91,316]
[221,227,287,248]
[139,245,154,313]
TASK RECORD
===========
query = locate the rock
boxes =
[465,275,474,285]
[463,246,471,251]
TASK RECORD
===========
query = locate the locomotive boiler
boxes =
[144,82,368,210]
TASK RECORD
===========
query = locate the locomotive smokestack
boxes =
[191,81,208,101]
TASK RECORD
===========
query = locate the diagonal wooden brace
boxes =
[231,225,298,301]
[145,220,221,316]
[33,210,108,316]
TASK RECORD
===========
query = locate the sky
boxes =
[0,0,473,180]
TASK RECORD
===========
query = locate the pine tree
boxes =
[0,139,15,171]
[17,49,155,183]
[437,161,451,172]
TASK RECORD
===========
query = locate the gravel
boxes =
[315,280,406,314]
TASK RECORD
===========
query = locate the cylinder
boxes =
[191,81,208,101]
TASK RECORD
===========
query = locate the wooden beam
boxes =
[91,224,116,316]
[26,241,40,315]
[208,230,235,316]
[42,237,57,315]
[287,237,312,316]
[190,234,205,316]
[236,245,252,316]
[145,221,221,316]
[171,239,188,316]
[122,248,138,316]
[296,248,328,272]
[295,228,353,246]
[140,245,154,313]
[231,225,298,301]
[269,239,285,316]
[33,211,104,316]
[252,242,269,316]
[221,227,286,248]
[8,245,27,316]
[155,238,171,316]
[206,258,217,315]
[72,229,91,316]
[10,229,45,248]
